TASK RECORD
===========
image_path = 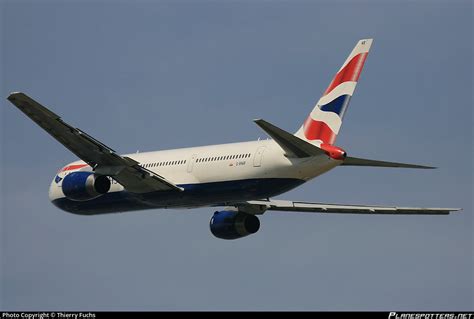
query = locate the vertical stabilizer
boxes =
[295,39,373,145]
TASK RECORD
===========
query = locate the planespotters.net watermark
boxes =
[2,313,95,319]
[389,313,473,319]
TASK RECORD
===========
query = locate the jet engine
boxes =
[62,171,111,201]
[209,210,260,239]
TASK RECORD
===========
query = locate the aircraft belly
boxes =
[52,177,305,215]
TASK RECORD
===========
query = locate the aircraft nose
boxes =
[48,174,63,201]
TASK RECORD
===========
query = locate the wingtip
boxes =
[448,208,463,213]
[7,91,23,101]
[253,118,266,125]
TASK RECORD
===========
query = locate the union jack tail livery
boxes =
[295,39,373,145]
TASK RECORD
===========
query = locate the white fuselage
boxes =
[49,139,340,214]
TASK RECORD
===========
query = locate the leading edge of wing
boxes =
[241,199,461,215]
[7,92,182,193]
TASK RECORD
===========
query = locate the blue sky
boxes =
[1,0,472,311]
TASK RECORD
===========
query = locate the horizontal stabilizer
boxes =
[342,156,435,169]
[254,119,326,158]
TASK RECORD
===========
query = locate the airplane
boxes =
[7,38,460,240]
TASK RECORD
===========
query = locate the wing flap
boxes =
[7,92,181,193]
[243,199,460,215]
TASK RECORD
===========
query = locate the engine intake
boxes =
[62,171,111,201]
[210,211,260,240]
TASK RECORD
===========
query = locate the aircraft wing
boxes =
[7,92,182,193]
[239,199,460,215]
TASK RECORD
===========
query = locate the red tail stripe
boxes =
[303,116,336,144]
[324,52,368,96]
[61,164,88,172]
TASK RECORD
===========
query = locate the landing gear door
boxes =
[187,154,197,173]
[253,146,266,167]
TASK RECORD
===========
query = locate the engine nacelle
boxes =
[320,143,347,160]
[210,211,260,240]
[62,171,111,201]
